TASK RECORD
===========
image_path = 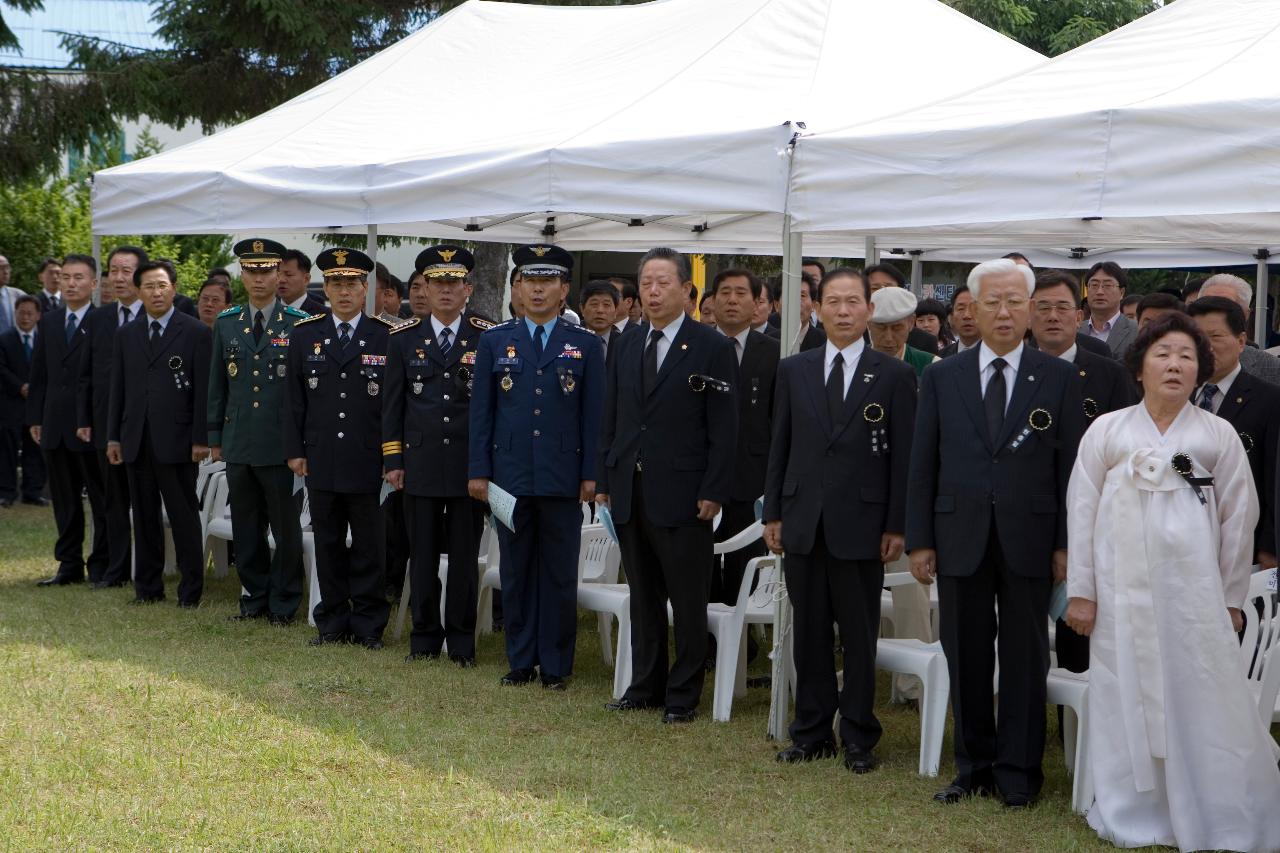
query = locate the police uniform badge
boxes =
[228,361,238,378]
[557,366,576,395]
[368,380,380,397]
[412,378,424,396]
[500,374,514,392]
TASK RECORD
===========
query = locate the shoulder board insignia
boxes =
[489,319,518,330]
[469,315,496,331]
[218,306,241,317]
[293,313,326,326]
[371,315,397,328]
[391,317,421,335]
[283,306,309,318]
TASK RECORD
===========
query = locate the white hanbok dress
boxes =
[1067,402,1280,852]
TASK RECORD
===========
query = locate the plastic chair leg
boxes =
[919,655,950,777]
[598,612,614,667]
[476,586,493,635]
[734,629,748,699]
[393,566,412,642]
[612,606,632,700]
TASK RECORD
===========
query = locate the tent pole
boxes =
[781,215,802,356]
[365,224,379,316]
[1256,249,1270,346]
[909,250,923,297]
[91,234,103,306]
[864,236,879,266]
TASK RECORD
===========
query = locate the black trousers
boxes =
[937,522,1051,798]
[495,496,581,678]
[226,463,303,619]
[0,422,45,500]
[44,445,108,580]
[309,489,387,640]
[785,520,884,750]
[384,490,411,594]
[97,449,133,585]
[617,471,713,711]
[709,498,766,606]
[126,433,203,604]
[405,494,482,657]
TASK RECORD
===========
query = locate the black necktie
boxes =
[643,329,662,395]
[439,326,452,356]
[533,325,545,358]
[253,310,264,344]
[985,357,1008,442]
[1199,383,1219,412]
[120,305,131,325]
[827,352,845,423]
[65,312,78,344]
[150,320,162,343]
[22,333,32,361]
[338,321,352,350]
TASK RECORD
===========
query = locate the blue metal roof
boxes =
[1,0,164,69]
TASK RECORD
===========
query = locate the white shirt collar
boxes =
[753,320,771,335]
[824,336,865,370]
[430,314,462,341]
[144,305,177,333]
[978,341,1024,375]
[42,288,58,300]
[721,325,751,350]
[650,310,685,339]
[956,337,978,353]
[1209,361,1243,398]
[287,293,310,311]
[65,303,90,325]
[332,313,362,334]
[1057,343,1078,363]
[613,317,629,332]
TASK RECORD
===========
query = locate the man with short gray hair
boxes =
[1199,273,1280,387]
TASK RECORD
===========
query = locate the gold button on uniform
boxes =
[253,401,260,408]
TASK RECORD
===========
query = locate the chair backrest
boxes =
[299,489,312,531]
[730,555,778,619]
[577,525,617,583]
[713,521,763,556]
[195,460,225,502]
[205,472,229,523]
[1241,568,1278,687]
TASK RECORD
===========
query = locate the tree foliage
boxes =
[946,0,1157,56]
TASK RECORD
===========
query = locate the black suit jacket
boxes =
[908,327,938,354]
[108,311,212,464]
[174,292,197,318]
[794,322,827,353]
[906,346,1085,577]
[729,330,779,503]
[299,294,326,316]
[760,323,782,342]
[939,340,975,359]
[764,347,916,560]
[36,291,60,313]
[598,318,738,526]
[0,328,33,427]
[77,302,140,448]
[26,305,94,450]
[1074,332,1114,359]
[382,312,490,497]
[284,314,394,494]
[1212,368,1279,559]
[1073,346,1136,422]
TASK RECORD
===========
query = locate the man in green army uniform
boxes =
[208,238,310,623]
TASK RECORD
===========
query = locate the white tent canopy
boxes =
[789,0,1280,252]
[91,0,1040,250]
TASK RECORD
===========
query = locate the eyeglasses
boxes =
[1033,301,1077,315]
[1089,282,1122,292]
[978,297,1028,311]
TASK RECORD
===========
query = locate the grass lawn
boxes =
[1,503,1147,851]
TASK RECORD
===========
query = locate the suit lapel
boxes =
[996,349,1043,449]
[651,319,693,395]
[146,315,184,363]
[831,348,883,443]
[954,349,991,450]
[800,348,834,437]
[62,306,87,361]
[539,320,568,369]
[1214,371,1249,421]
[323,316,361,366]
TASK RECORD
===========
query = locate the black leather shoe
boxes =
[37,574,83,587]
[843,747,878,774]
[499,668,537,686]
[450,655,476,668]
[1002,792,1034,809]
[128,595,165,605]
[933,779,995,804]
[309,633,346,646]
[91,579,128,589]
[268,615,293,627]
[21,496,50,507]
[604,697,659,712]
[177,600,200,609]
[355,636,384,650]
[541,676,567,691]
[405,651,440,663]
[229,611,267,622]
[662,708,696,724]
[776,740,837,763]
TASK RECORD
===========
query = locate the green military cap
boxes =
[233,237,287,269]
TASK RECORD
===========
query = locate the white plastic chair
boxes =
[874,637,950,776]
[474,524,503,634]
[201,473,233,577]
[1240,567,1280,722]
[1046,667,1091,813]
[703,556,780,722]
[577,580,632,700]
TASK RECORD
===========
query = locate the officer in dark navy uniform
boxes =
[284,247,396,649]
[106,260,212,607]
[468,244,605,690]
[384,245,494,665]
[208,238,309,623]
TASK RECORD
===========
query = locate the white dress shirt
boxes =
[823,338,865,401]
[955,338,979,354]
[144,305,177,336]
[118,299,141,325]
[64,303,90,332]
[721,325,750,365]
[332,312,362,336]
[287,294,311,312]
[430,314,462,346]
[648,311,685,371]
[1057,343,1078,363]
[978,341,1023,411]
[1196,361,1242,414]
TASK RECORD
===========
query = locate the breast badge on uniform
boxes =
[557,366,576,395]
[500,374,514,392]
[368,381,380,397]
[228,361,238,378]
[412,378,424,396]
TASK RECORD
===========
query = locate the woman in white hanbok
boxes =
[1065,314,1280,852]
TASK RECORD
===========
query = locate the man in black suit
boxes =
[907,258,1085,807]
[764,267,916,772]
[285,248,397,649]
[106,261,212,606]
[278,249,326,316]
[705,268,778,606]
[1189,296,1279,573]
[579,280,626,370]
[35,258,61,313]
[939,285,980,358]
[609,278,641,332]
[0,295,46,506]
[1028,270,1136,674]
[752,282,782,341]
[76,245,149,588]
[26,254,110,585]
[789,273,827,353]
[383,246,493,665]
[598,247,738,723]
